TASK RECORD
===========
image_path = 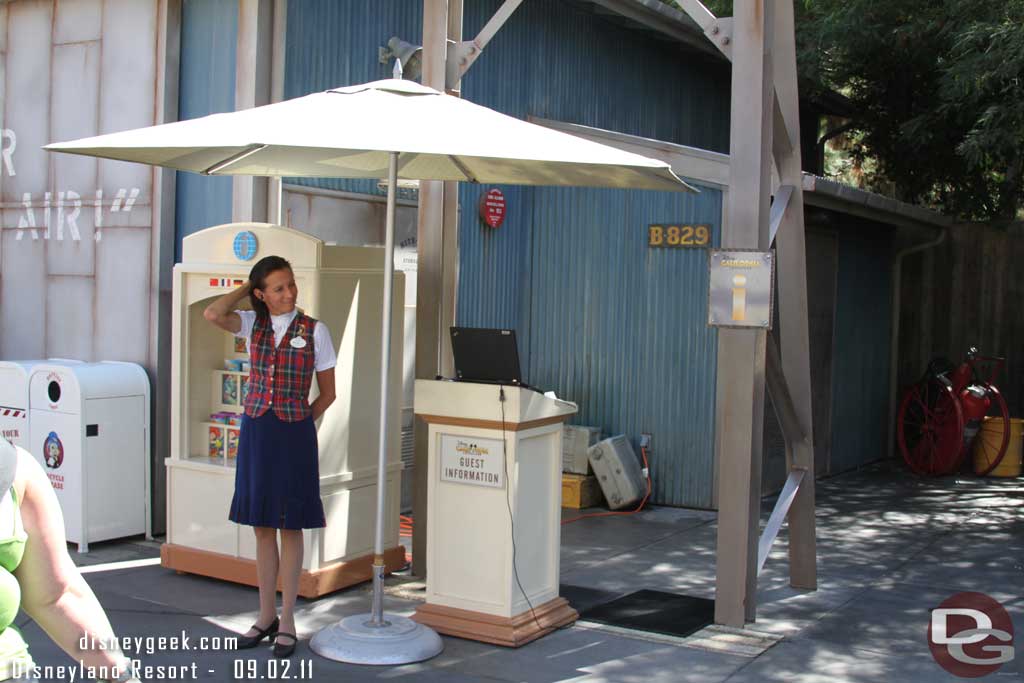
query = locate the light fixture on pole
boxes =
[379,37,423,81]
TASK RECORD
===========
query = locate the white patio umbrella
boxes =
[46,78,694,665]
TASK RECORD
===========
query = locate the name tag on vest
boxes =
[290,337,307,349]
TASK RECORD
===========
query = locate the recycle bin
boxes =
[0,360,83,449]
[28,361,150,552]
[0,361,42,449]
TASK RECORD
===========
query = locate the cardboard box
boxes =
[562,425,601,474]
[561,473,604,509]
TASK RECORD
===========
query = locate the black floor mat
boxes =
[559,584,625,615]
[577,589,714,639]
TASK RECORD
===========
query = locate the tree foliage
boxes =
[664,0,1024,223]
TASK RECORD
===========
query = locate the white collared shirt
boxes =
[235,309,337,372]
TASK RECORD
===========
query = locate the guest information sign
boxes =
[708,250,774,329]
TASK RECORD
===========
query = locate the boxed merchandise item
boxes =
[561,473,603,509]
[207,423,241,459]
[239,375,249,403]
[562,425,601,474]
[221,374,239,405]
[226,427,240,459]
[208,425,225,459]
[209,411,242,426]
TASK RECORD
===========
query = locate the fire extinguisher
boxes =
[949,346,978,393]
[960,384,990,450]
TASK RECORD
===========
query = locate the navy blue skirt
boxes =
[229,411,326,530]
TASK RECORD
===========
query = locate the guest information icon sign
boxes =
[233,230,258,261]
[708,250,774,329]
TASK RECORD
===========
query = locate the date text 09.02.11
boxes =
[232,658,313,680]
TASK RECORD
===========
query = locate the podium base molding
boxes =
[412,597,578,647]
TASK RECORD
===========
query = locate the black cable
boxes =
[499,385,542,633]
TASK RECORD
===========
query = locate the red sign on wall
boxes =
[479,188,506,228]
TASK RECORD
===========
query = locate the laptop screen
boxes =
[450,327,525,386]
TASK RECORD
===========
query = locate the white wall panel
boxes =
[283,191,310,232]
[4,2,52,204]
[45,206,95,275]
[309,194,379,244]
[52,42,100,193]
[54,0,102,44]
[95,193,151,229]
[46,276,94,361]
[98,0,157,195]
[0,229,45,358]
[1,1,160,369]
[94,228,149,362]
[283,189,418,248]
[0,58,8,202]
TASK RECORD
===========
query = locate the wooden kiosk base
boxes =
[160,543,406,598]
[413,597,578,648]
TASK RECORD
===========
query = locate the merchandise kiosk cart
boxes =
[412,379,579,646]
[164,222,405,597]
[27,361,150,552]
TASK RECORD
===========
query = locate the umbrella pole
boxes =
[309,151,443,665]
[370,151,399,626]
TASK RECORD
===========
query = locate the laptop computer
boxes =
[450,327,527,387]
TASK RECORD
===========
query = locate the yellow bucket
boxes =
[973,417,1024,477]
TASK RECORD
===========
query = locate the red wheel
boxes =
[970,383,1010,476]
[897,377,965,476]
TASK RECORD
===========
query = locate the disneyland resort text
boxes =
[13,661,198,681]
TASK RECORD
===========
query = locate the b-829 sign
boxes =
[648,223,711,248]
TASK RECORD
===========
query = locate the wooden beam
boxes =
[451,0,524,86]
[413,0,453,577]
[714,0,774,628]
[670,0,733,59]
[766,330,805,446]
[771,0,817,591]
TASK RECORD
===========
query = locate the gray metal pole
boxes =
[309,156,443,658]
[370,151,399,627]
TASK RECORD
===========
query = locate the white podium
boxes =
[411,380,578,647]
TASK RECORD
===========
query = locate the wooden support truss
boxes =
[672,0,818,626]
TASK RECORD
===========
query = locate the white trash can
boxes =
[28,361,150,552]
[0,360,83,449]
[0,361,41,449]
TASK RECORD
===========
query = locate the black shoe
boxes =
[236,617,279,649]
[273,632,297,658]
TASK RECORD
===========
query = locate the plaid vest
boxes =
[244,311,317,422]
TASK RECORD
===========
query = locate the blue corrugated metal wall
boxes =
[453,1,730,507]
[175,0,237,261]
[284,0,423,197]
[282,0,730,189]
[830,225,893,472]
[525,184,723,508]
[280,0,731,507]
[459,0,730,151]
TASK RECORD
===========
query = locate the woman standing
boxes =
[204,256,336,658]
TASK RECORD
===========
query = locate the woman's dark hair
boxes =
[248,255,292,318]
